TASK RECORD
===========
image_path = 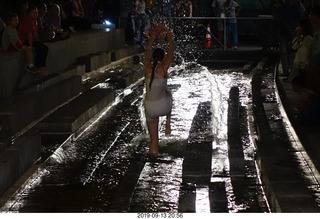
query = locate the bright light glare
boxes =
[104,20,112,25]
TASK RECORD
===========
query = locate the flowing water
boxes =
[0,58,271,213]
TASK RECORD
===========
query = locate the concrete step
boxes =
[182,101,213,185]
[0,128,41,198]
[38,88,115,137]
[251,65,320,212]
[0,75,82,150]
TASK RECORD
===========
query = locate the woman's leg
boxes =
[147,119,159,156]
[165,114,171,136]
[165,90,172,136]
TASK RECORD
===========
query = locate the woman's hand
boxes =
[152,23,172,40]
[153,24,168,35]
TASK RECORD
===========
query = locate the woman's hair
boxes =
[299,18,313,36]
[149,47,165,90]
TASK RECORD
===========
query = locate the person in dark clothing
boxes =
[134,0,147,44]
[273,0,304,76]
[125,10,136,44]
[61,0,94,31]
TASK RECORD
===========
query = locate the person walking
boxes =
[143,23,176,158]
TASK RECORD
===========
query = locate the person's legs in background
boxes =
[33,40,48,76]
[230,22,238,49]
[134,14,146,44]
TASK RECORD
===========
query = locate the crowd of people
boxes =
[126,0,242,49]
[0,0,119,81]
[139,0,320,157]
[272,0,320,125]
[1,0,319,127]
[1,3,49,77]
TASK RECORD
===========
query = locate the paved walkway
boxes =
[1,43,320,212]
[261,63,320,212]
[276,66,320,181]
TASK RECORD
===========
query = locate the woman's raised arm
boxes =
[162,30,176,70]
[144,29,156,72]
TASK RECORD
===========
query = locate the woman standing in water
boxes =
[144,23,176,158]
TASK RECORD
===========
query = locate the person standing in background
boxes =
[221,0,240,50]
[272,0,304,76]
[134,0,146,44]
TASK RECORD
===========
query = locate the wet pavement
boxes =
[0,54,272,213]
[251,61,320,212]
[1,45,320,213]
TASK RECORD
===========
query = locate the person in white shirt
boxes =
[287,18,313,81]
[221,0,241,49]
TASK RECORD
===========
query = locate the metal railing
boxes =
[119,15,277,51]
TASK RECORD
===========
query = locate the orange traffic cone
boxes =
[205,23,213,49]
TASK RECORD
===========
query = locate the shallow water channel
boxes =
[1,59,271,213]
